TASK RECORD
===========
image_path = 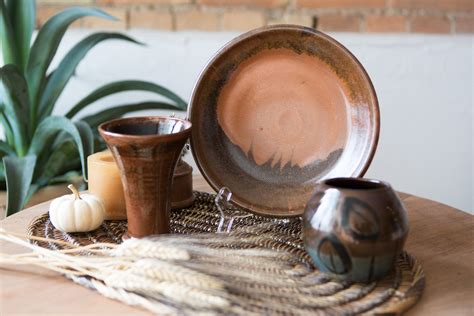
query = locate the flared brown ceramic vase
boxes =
[303,178,409,283]
[99,116,192,238]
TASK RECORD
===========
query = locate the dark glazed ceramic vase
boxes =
[99,116,192,238]
[303,178,409,283]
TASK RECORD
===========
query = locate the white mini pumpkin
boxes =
[49,184,105,233]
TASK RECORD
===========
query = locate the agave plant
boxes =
[0,1,187,216]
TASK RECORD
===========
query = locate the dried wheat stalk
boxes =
[0,226,416,315]
[112,238,190,260]
[104,272,229,309]
[130,259,224,290]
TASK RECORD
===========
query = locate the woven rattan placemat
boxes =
[28,191,425,315]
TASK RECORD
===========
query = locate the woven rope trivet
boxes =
[28,191,425,315]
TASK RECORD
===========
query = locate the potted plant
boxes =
[0,1,188,216]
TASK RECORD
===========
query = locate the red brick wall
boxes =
[37,0,473,33]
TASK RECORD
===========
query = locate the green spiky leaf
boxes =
[5,0,35,71]
[82,101,181,127]
[28,116,93,182]
[27,7,116,120]
[48,170,82,185]
[34,120,93,187]
[0,1,20,66]
[66,80,187,119]
[0,64,31,155]
[34,140,76,187]
[0,140,15,156]
[3,155,37,216]
[0,111,14,147]
[39,32,143,120]
[0,161,4,183]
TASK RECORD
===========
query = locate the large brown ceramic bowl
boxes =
[189,25,380,217]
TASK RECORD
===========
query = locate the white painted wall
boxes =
[10,29,474,213]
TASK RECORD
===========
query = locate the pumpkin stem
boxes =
[68,184,82,200]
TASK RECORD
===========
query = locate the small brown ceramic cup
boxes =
[99,116,192,238]
[303,177,409,283]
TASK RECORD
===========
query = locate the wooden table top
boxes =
[1,176,473,315]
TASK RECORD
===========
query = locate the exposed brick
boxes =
[221,10,266,31]
[391,0,473,12]
[175,10,220,31]
[82,7,128,29]
[318,14,361,32]
[411,15,451,33]
[37,0,92,4]
[268,13,313,27]
[198,0,288,8]
[96,0,190,4]
[37,5,82,28]
[455,16,474,33]
[297,0,385,9]
[365,15,407,32]
[38,0,473,34]
[129,8,173,30]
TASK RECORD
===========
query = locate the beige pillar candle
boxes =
[87,151,127,220]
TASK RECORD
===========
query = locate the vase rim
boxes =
[99,116,192,141]
[321,177,391,191]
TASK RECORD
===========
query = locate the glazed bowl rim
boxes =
[188,24,380,179]
[99,116,192,140]
[321,177,392,191]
